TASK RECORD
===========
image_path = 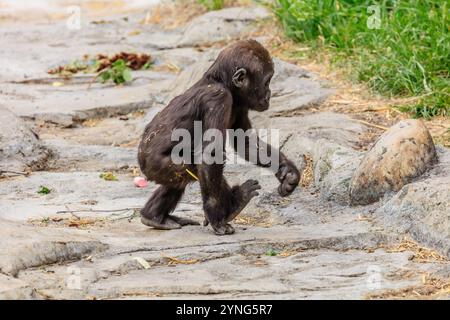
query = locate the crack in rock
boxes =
[0,241,108,277]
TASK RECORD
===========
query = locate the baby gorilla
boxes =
[138,39,300,235]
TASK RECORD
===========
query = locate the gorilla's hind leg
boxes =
[140,185,199,230]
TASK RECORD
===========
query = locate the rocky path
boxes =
[1,3,449,299]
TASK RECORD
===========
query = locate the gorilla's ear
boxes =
[232,68,247,88]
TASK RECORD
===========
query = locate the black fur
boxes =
[138,40,300,235]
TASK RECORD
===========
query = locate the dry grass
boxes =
[161,253,199,265]
[152,62,182,74]
[234,210,273,228]
[278,249,304,257]
[299,154,314,188]
[381,238,448,264]
[88,291,163,299]
[367,274,450,300]
[28,216,106,229]
[82,118,101,128]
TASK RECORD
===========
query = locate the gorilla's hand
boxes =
[275,159,300,197]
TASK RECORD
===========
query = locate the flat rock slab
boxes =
[83,249,424,299]
[45,139,137,171]
[36,115,144,147]
[7,217,443,300]
[0,15,193,82]
[1,4,449,300]
[0,6,271,127]
[2,80,159,127]
[0,171,151,221]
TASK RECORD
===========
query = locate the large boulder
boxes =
[349,119,437,205]
[0,106,53,172]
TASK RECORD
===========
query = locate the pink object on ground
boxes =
[134,176,148,188]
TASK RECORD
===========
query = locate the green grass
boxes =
[37,186,51,195]
[266,248,278,256]
[274,0,449,118]
[197,0,225,10]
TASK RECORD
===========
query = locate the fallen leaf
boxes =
[100,172,118,181]
[128,30,141,36]
[133,257,150,269]
[161,254,198,265]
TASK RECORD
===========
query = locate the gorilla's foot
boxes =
[141,216,181,230]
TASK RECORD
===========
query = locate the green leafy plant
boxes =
[98,59,133,85]
[274,0,449,118]
[99,172,118,181]
[37,186,51,195]
[142,61,153,70]
[266,248,278,256]
[197,0,224,11]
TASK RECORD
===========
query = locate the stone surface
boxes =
[0,12,186,126]
[312,142,362,205]
[0,274,36,300]
[268,59,334,114]
[274,113,366,204]
[0,172,150,221]
[376,176,450,258]
[349,120,437,205]
[0,3,449,300]
[0,213,431,300]
[45,139,137,171]
[375,146,450,258]
[165,55,216,102]
[176,6,271,47]
[0,106,53,172]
